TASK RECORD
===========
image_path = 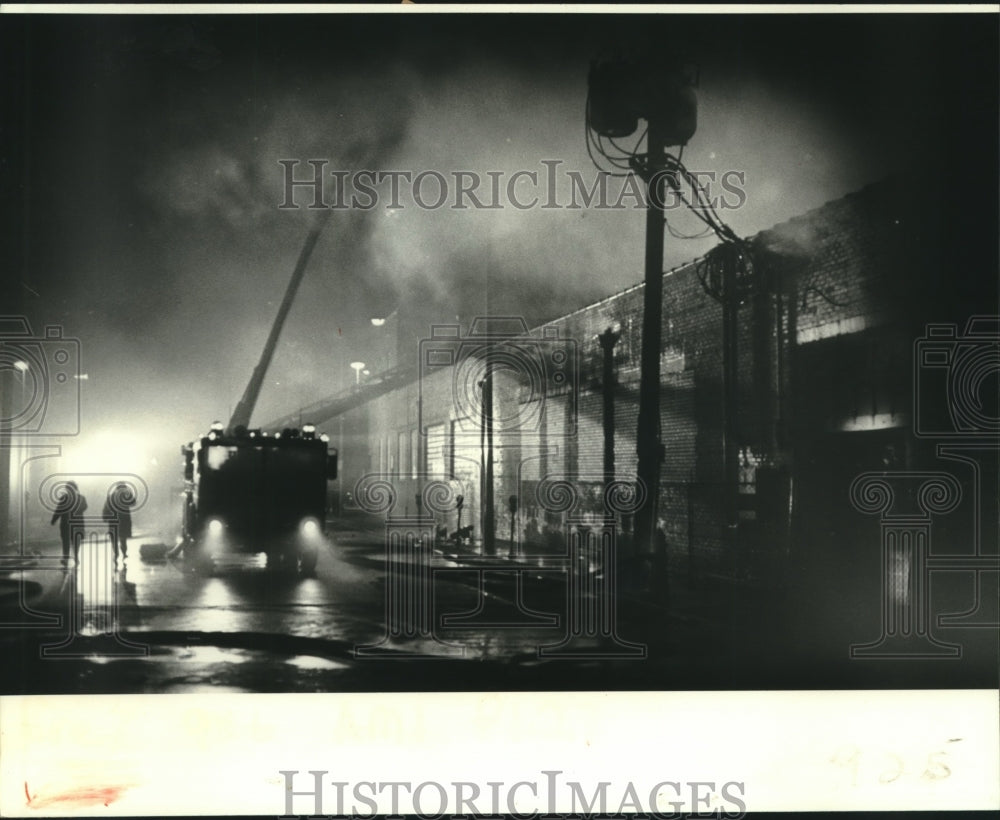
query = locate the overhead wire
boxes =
[585,94,772,305]
[585,72,855,312]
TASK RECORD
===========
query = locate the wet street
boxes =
[0,512,730,693]
[1,512,996,694]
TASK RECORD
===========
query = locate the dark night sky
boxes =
[1,9,997,490]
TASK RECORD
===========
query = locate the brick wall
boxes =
[329,174,928,581]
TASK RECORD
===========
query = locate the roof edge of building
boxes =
[531,170,900,333]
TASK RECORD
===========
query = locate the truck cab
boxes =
[181,422,337,573]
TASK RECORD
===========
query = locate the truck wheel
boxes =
[299,545,318,576]
[186,544,214,575]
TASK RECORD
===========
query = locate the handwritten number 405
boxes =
[830,746,952,785]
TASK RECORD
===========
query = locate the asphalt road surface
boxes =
[0,515,995,693]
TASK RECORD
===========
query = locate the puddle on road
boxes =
[84,643,349,672]
[162,684,253,693]
[174,645,245,664]
[285,655,348,671]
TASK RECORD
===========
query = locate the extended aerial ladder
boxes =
[228,208,333,433]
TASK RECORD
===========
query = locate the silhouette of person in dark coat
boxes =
[51,481,87,565]
[103,482,135,564]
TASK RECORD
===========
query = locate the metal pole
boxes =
[722,249,741,574]
[633,118,667,556]
[0,370,11,548]
[483,365,496,556]
[785,267,800,563]
[598,327,620,491]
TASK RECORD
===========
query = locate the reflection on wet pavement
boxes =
[3,526,996,694]
[3,532,583,690]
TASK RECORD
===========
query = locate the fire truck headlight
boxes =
[208,519,224,537]
[210,421,224,433]
[300,518,321,539]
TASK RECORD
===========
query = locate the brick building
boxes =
[284,170,994,587]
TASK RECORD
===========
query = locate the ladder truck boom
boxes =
[228,208,333,433]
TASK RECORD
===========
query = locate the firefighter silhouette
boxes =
[103,481,136,564]
[50,481,88,565]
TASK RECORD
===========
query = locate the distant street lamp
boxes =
[368,314,393,374]
[13,361,28,408]
[349,361,366,386]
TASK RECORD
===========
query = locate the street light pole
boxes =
[480,365,496,556]
[14,360,27,399]
[598,327,621,491]
[13,361,28,536]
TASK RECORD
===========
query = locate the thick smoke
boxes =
[15,13,962,446]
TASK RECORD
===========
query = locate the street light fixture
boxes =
[349,361,366,386]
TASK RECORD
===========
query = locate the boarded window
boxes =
[398,431,409,478]
[425,424,446,476]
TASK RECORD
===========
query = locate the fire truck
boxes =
[180,422,336,573]
[179,211,337,573]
